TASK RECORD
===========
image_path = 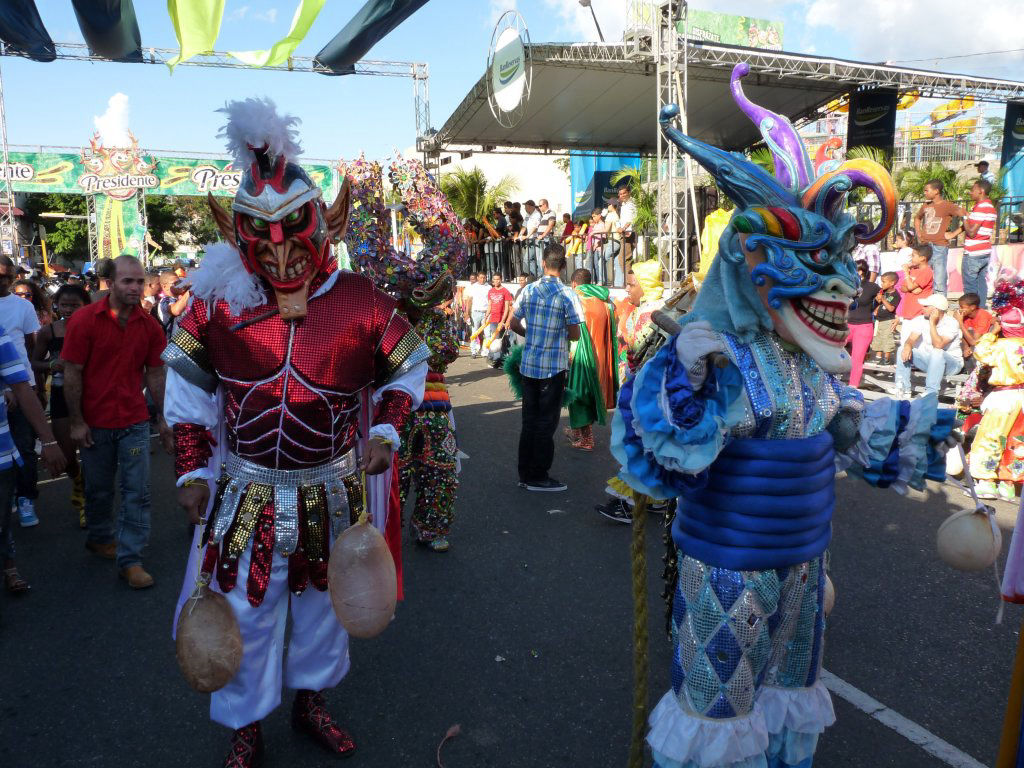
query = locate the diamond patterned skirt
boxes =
[649,554,830,768]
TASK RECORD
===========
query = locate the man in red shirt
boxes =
[62,254,170,589]
[949,179,998,307]
[485,272,514,365]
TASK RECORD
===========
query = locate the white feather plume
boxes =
[188,243,266,316]
[216,97,302,167]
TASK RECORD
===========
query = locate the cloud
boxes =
[541,0,628,43]
[94,92,131,147]
[802,0,1023,77]
[227,5,278,23]
[488,0,517,28]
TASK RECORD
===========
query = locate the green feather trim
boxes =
[503,343,577,406]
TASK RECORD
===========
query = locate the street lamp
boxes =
[578,0,605,43]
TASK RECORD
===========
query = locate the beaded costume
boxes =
[612,66,954,768]
[340,155,470,552]
[396,309,460,546]
[163,99,430,765]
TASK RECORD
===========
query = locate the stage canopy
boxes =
[430,41,1024,155]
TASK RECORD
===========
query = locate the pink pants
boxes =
[847,322,874,388]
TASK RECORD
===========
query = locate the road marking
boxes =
[820,670,987,768]
[482,406,519,415]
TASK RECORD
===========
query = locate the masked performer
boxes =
[163,100,429,767]
[342,157,469,553]
[965,279,1024,502]
[612,65,954,768]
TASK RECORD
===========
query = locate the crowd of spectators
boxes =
[461,185,638,288]
[844,176,998,398]
[0,255,185,596]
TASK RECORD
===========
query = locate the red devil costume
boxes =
[164,98,428,766]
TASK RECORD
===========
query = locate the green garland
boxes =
[503,344,577,406]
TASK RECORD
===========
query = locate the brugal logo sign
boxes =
[854,104,892,128]
[1012,116,1024,141]
[491,26,527,113]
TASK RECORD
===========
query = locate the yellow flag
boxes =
[167,0,225,71]
[229,0,326,68]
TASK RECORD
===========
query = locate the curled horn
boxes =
[801,158,897,245]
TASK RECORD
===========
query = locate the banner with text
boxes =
[846,88,899,161]
[0,150,335,199]
[1001,101,1024,199]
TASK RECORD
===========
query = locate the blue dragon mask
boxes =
[664,64,896,373]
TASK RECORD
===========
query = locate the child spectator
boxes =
[847,260,878,388]
[954,292,995,368]
[871,271,901,364]
[897,244,934,320]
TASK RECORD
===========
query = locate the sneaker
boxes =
[596,499,633,524]
[999,481,1017,502]
[524,477,567,492]
[17,497,38,527]
[974,479,998,499]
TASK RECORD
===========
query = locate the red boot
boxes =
[223,722,263,768]
[291,689,356,758]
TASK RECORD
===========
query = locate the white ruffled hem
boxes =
[757,680,835,736]
[647,691,769,768]
[647,681,835,768]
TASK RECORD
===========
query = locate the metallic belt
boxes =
[211,450,358,556]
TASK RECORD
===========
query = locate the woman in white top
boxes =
[602,201,622,287]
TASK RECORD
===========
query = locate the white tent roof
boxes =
[431,41,1024,154]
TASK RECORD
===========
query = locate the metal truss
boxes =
[0,42,433,154]
[0,59,14,258]
[686,43,1024,104]
[0,41,428,79]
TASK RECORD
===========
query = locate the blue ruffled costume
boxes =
[612,65,954,768]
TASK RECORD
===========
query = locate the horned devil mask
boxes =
[208,98,351,321]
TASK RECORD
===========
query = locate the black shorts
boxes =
[50,385,68,420]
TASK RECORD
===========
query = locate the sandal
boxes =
[4,567,30,594]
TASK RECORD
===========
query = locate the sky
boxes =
[4,0,1023,161]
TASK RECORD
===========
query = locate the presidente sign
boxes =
[0,140,335,200]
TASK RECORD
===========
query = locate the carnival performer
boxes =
[340,156,470,555]
[613,65,954,768]
[565,267,618,451]
[163,99,430,767]
[596,261,666,523]
[967,279,1024,502]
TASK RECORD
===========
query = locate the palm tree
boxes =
[894,161,970,203]
[610,159,657,235]
[438,167,519,222]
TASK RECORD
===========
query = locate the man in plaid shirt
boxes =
[510,244,581,491]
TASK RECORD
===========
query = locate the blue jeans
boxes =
[7,405,38,501]
[81,421,152,569]
[0,466,18,560]
[930,244,949,294]
[961,253,991,307]
[603,240,623,287]
[485,322,504,363]
[590,248,606,285]
[894,347,962,395]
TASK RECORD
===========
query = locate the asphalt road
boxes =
[0,351,1019,767]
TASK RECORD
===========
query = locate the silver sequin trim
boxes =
[211,450,358,547]
[162,343,218,393]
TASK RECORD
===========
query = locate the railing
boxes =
[852,197,1024,248]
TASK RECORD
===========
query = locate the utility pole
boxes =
[578,0,605,43]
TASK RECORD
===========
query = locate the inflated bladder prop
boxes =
[937,507,1002,571]
[175,583,243,692]
[329,519,397,639]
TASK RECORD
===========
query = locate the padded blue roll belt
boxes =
[674,432,836,570]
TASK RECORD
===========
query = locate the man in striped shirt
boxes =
[949,179,998,307]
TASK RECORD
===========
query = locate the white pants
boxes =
[211,545,350,729]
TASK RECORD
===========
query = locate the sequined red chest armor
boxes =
[179,272,416,470]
